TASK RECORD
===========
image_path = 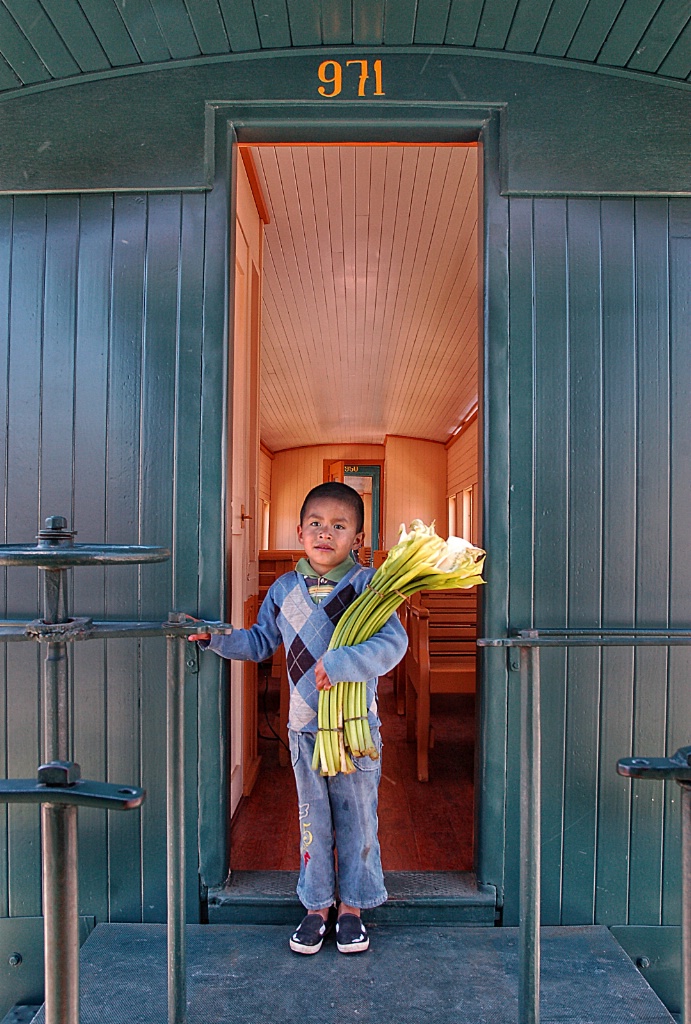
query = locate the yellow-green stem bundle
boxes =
[312,521,486,776]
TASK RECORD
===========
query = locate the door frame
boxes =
[202,104,510,902]
[323,460,384,553]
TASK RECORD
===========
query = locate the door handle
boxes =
[240,505,253,522]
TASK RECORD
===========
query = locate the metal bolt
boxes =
[38,760,82,787]
[44,516,67,531]
[8,952,22,966]
[636,956,651,969]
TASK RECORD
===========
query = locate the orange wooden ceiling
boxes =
[251,144,479,452]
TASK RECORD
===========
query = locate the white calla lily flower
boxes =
[435,534,484,573]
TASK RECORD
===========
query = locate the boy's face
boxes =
[297,498,364,577]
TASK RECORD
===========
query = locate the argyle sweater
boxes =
[204,563,408,733]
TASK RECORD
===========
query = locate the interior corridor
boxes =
[230,667,475,873]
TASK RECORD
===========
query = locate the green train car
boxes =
[0,0,689,1016]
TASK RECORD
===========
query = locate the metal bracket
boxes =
[164,612,234,637]
[25,617,93,641]
[617,745,691,782]
[0,760,145,810]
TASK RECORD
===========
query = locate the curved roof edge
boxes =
[0,44,689,107]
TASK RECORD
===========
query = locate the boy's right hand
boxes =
[184,615,212,643]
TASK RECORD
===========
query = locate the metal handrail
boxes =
[477,628,691,1024]
[0,517,232,1024]
[0,612,231,1024]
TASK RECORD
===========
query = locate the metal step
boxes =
[0,1008,41,1024]
[30,923,676,1023]
[208,870,497,925]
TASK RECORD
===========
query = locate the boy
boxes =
[189,482,407,954]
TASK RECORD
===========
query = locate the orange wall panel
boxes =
[270,444,385,547]
[383,437,447,548]
[259,448,272,504]
[447,419,478,497]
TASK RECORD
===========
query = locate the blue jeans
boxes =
[289,728,388,911]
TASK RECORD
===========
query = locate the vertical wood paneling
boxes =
[663,215,691,924]
[628,199,670,925]
[532,198,569,921]
[561,199,603,924]
[173,193,207,611]
[195,138,231,892]
[72,193,113,921]
[259,448,272,503]
[0,196,11,918]
[6,196,45,916]
[596,199,637,926]
[173,192,209,913]
[104,194,146,921]
[504,195,685,932]
[446,418,478,498]
[41,196,79,520]
[270,444,384,547]
[507,198,535,629]
[504,197,536,922]
[0,181,225,926]
[383,436,447,547]
[139,193,180,921]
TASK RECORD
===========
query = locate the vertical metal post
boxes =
[519,640,541,1024]
[167,622,187,1024]
[681,783,691,1024]
[43,569,69,762]
[39,522,80,1024]
[42,803,79,1024]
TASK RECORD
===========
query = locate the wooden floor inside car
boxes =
[230,668,475,873]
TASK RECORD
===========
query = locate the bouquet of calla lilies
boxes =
[312,520,486,776]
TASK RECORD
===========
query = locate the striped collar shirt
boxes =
[295,554,356,605]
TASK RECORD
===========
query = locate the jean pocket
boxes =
[288,730,301,768]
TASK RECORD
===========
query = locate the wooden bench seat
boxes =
[404,588,478,781]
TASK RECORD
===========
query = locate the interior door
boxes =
[229,157,263,815]
[325,460,345,482]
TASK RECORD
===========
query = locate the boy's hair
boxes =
[300,482,365,533]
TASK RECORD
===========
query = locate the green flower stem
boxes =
[328,685,339,775]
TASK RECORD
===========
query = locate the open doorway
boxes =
[228,142,481,874]
[326,460,383,560]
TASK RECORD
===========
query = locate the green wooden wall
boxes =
[0,46,688,956]
[503,196,691,926]
[0,187,229,923]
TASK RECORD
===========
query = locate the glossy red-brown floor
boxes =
[230,670,475,872]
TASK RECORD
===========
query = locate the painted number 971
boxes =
[318,59,385,98]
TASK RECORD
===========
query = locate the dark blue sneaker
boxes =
[289,913,331,954]
[335,914,369,953]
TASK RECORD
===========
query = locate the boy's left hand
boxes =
[315,658,332,691]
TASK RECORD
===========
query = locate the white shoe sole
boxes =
[289,937,324,954]
[336,936,369,953]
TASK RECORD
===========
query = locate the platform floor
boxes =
[31,922,673,1024]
